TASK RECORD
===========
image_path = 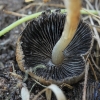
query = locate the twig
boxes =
[0,11,42,37]
[30,83,36,93]
[88,58,98,81]
[86,1,100,70]
[36,3,43,12]
[23,70,29,82]
[95,0,100,16]
[32,78,47,88]
[82,8,100,19]
[84,0,100,19]
[9,72,23,80]
[32,88,47,100]
[96,43,99,66]
[90,55,100,72]
[18,2,99,15]
[82,16,89,21]
[85,0,94,10]
[3,10,27,17]
[89,24,100,33]
[82,62,89,100]
[92,17,100,25]
[87,11,100,48]
[86,4,100,68]
[0,9,99,37]
[18,3,65,12]
[93,1,100,66]
[80,9,98,15]
[60,83,73,89]
[11,62,16,73]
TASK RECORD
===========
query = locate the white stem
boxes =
[52,0,81,65]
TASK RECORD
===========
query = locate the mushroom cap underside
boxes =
[16,10,93,85]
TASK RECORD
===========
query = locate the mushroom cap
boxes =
[16,10,93,85]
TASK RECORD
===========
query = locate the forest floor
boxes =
[0,0,100,100]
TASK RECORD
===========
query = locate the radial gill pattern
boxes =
[18,10,92,84]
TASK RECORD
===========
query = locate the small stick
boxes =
[11,62,16,73]
[60,83,73,89]
[18,3,65,12]
[23,70,29,82]
[32,78,47,88]
[30,83,36,93]
[85,0,94,10]
[88,14,100,48]
[88,23,100,33]
[88,58,98,81]
[86,1,100,48]
[32,88,47,100]
[95,0,100,16]
[93,17,100,26]
[9,72,22,80]
[36,3,44,12]
[82,62,89,100]
[90,55,100,72]
[82,8,100,20]
[3,10,27,17]
[0,9,99,37]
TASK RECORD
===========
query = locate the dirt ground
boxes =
[0,0,100,100]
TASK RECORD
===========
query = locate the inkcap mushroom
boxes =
[16,0,93,85]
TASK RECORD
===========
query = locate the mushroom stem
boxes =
[52,0,82,65]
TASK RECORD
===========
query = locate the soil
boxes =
[0,0,100,100]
